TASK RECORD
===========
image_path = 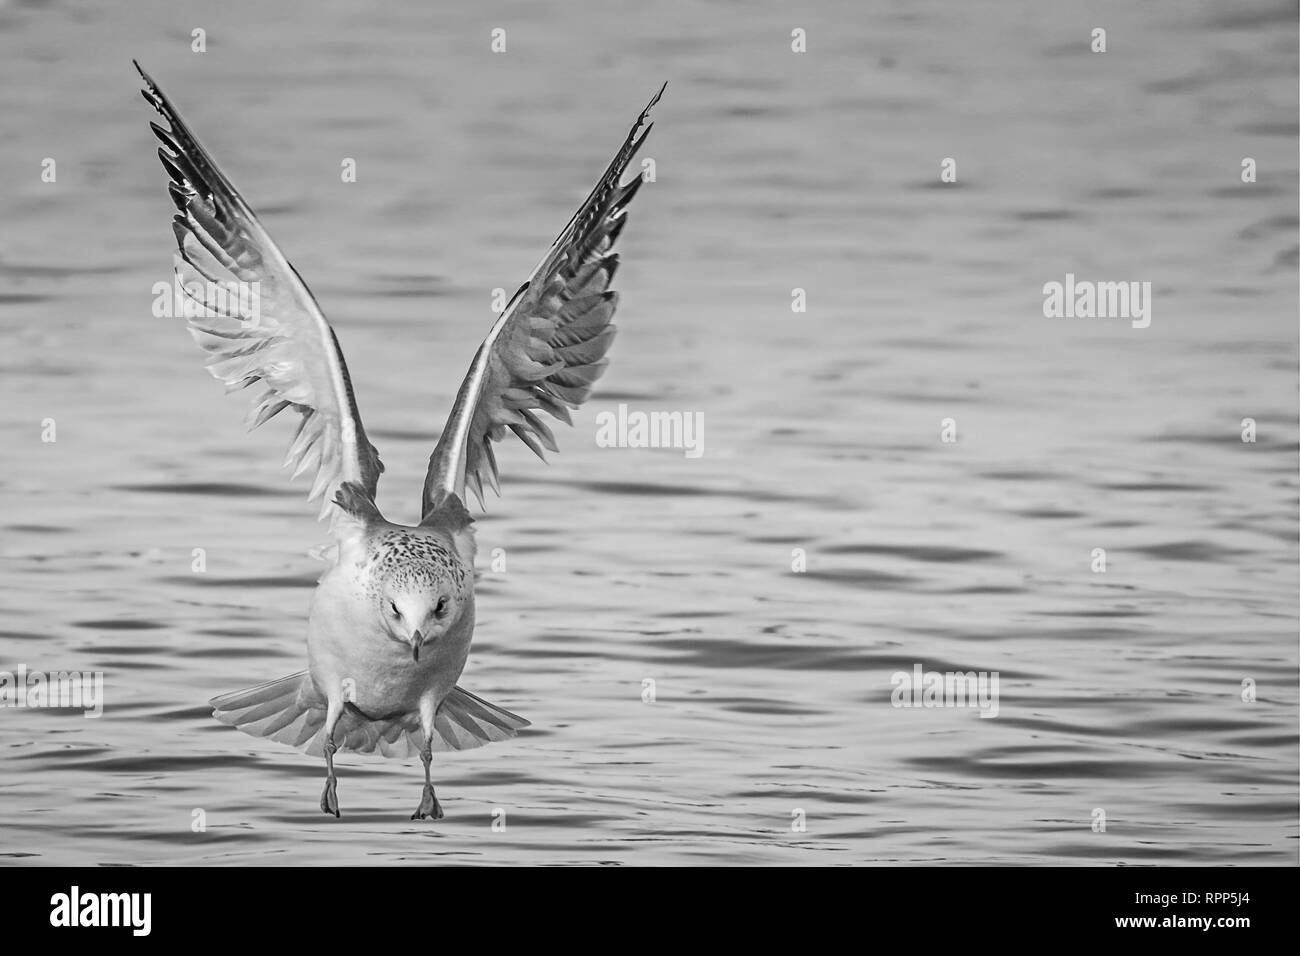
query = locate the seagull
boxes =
[135,62,664,820]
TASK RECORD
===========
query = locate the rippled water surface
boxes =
[0,0,1297,865]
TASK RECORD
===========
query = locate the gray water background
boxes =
[0,0,1296,864]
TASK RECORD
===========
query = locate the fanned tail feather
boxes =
[210,673,530,759]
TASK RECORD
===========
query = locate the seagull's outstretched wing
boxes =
[421,84,664,517]
[136,62,383,523]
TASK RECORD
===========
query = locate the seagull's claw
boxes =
[320,776,340,818]
[411,784,444,821]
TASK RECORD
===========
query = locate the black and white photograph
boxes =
[0,0,1296,896]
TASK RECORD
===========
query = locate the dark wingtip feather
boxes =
[150,120,179,149]
[604,211,629,248]
[613,174,644,213]
[135,61,164,107]
[157,146,187,184]
[166,181,191,212]
[641,82,667,123]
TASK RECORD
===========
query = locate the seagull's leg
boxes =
[319,702,342,818]
[411,746,443,820]
[411,704,443,820]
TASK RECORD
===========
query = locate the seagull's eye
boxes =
[389,601,401,618]
[434,596,449,618]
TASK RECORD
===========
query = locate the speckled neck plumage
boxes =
[367,528,471,595]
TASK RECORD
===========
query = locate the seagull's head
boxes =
[370,519,474,663]
[369,529,472,663]
[382,584,459,662]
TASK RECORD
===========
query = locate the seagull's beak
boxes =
[410,629,422,662]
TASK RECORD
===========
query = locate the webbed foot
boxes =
[410,783,443,821]
[320,775,340,818]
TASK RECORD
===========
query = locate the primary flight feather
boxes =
[136,61,664,818]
